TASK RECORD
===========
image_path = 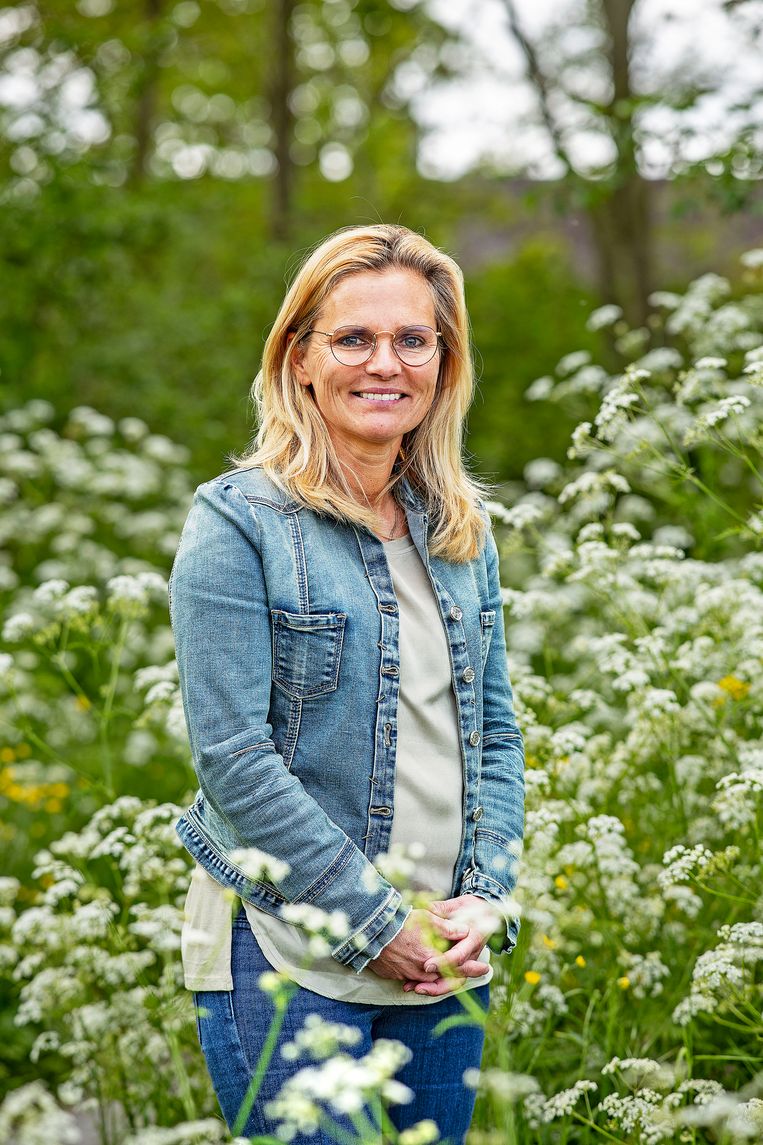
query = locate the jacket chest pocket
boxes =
[480,608,496,668]
[270,609,347,700]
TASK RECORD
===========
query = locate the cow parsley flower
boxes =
[229,847,290,884]
[587,304,623,331]
[542,1079,598,1121]
[280,1013,363,1062]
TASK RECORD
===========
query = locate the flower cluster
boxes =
[478,250,763,1138]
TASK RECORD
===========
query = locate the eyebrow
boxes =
[329,321,435,328]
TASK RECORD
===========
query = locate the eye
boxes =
[397,333,426,349]
[333,327,372,349]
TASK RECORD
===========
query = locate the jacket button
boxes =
[449,605,463,621]
[462,667,475,683]
[472,805,484,822]
[469,730,481,746]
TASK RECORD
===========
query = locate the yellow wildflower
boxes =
[554,875,569,890]
[542,934,557,949]
[716,676,750,701]
[617,976,630,990]
[524,970,541,985]
[576,955,586,968]
[0,748,15,763]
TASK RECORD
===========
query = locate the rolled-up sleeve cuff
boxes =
[331,890,412,974]
[466,875,521,956]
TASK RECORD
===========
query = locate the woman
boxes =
[169,223,525,1143]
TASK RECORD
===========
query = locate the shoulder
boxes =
[200,465,301,513]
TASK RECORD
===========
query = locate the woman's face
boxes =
[292,268,442,461]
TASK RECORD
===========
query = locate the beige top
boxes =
[180,532,492,1003]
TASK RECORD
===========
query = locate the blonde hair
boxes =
[226,223,494,562]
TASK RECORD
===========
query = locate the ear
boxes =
[287,330,311,388]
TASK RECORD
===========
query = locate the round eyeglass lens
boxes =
[329,326,439,366]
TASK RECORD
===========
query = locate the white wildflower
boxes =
[541,1079,597,1121]
[558,351,591,376]
[0,1080,82,1144]
[740,248,763,269]
[280,1013,363,1062]
[694,356,727,370]
[463,1068,541,1099]
[398,1120,441,1145]
[593,378,641,443]
[279,903,351,940]
[525,375,554,401]
[587,304,623,330]
[3,611,37,641]
[619,951,671,999]
[523,458,562,489]
[648,291,681,309]
[229,847,290,884]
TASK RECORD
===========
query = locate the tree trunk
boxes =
[269,0,296,241]
[129,0,163,187]
[594,0,653,326]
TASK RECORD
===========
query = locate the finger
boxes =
[423,936,483,974]
[416,922,469,959]
[426,896,472,919]
[425,899,451,916]
[425,914,470,942]
[414,976,467,997]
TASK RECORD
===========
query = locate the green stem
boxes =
[670,462,751,528]
[98,615,130,795]
[715,430,763,488]
[349,1105,386,1143]
[231,985,298,1137]
[691,879,756,907]
[164,1026,197,1122]
[0,710,109,798]
[570,1107,629,1143]
[315,1107,363,1145]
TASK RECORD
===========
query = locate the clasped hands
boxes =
[367,893,504,998]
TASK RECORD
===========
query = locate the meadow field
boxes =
[1,254,762,1144]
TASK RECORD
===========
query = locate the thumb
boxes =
[428,911,469,941]
[427,898,456,917]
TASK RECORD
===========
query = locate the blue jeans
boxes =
[193,906,490,1144]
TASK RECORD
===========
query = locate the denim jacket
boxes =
[169,466,525,974]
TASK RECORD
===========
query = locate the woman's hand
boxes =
[400,894,505,997]
[366,895,504,996]
[366,906,483,985]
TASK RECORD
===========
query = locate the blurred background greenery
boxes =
[1,0,761,486]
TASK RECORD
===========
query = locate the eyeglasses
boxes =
[305,325,443,367]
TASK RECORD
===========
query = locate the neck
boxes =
[331,435,402,509]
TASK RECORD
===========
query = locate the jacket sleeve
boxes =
[168,479,411,973]
[468,519,526,954]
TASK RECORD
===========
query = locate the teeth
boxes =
[356,392,403,402]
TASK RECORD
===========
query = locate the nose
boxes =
[365,333,401,375]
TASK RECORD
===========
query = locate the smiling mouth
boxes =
[352,391,406,402]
